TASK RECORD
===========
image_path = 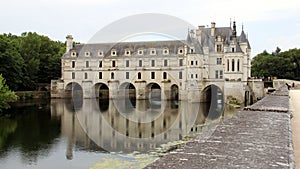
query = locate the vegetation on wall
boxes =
[0,74,17,112]
[251,47,300,80]
[0,32,65,91]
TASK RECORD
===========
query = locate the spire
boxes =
[186,28,192,44]
[232,21,237,37]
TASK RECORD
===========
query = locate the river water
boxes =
[0,99,239,169]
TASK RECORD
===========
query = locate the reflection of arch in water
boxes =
[201,85,224,120]
[170,84,179,101]
[65,82,83,111]
[119,82,136,99]
[94,83,109,99]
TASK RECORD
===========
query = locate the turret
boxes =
[66,35,73,53]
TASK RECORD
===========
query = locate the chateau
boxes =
[51,21,264,103]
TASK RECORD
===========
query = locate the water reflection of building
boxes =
[50,98,222,157]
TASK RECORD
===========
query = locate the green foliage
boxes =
[0,32,64,91]
[251,47,300,80]
[0,74,18,111]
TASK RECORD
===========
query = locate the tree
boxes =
[0,74,18,112]
[252,47,300,80]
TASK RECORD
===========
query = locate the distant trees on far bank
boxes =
[0,32,65,91]
[251,47,300,80]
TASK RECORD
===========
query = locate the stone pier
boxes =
[145,86,294,169]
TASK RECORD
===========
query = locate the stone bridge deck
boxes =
[145,87,294,169]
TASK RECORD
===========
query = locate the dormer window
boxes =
[125,49,131,56]
[138,48,143,55]
[178,48,184,55]
[111,49,117,56]
[163,48,169,55]
[216,44,222,52]
[232,47,235,52]
[71,51,76,57]
[150,48,156,55]
[85,51,90,57]
[190,48,194,53]
[98,50,104,56]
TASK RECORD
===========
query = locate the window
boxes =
[195,61,198,65]
[220,70,223,79]
[139,60,142,67]
[125,49,131,56]
[179,71,182,79]
[86,61,89,68]
[151,72,155,79]
[232,48,235,52]
[164,60,168,66]
[98,50,103,56]
[71,52,76,57]
[111,49,117,56]
[191,74,193,79]
[163,48,169,55]
[126,72,129,79]
[138,49,143,55]
[232,59,235,71]
[72,61,75,68]
[85,52,90,57]
[195,74,198,78]
[215,70,219,79]
[227,59,230,71]
[99,72,102,79]
[237,59,240,71]
[111,72,114,79]
[112,60,116,67]
[191,61,194,66]
[85,72,88,79]
[126,60,129,67]
[190,48,194,53]
[99,60,102,68]
[150,49,156,55]
[72,72,75,79]
[178,48,183,54]
[217,58,222,65]
[217,44,222,52]
[151,60,155,67]
[163,72,167,79]
[138,72,141,79]
[179,59,183,66]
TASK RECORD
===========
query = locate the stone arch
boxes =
[94,83,109,99]
[119,82,136,98]
[146,83,161,101]
[64,82,83,111]
[201,84,224,120]
[65,82,83,98]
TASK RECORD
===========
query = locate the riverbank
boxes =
[145,86,294,168]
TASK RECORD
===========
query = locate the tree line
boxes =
[251,47,300,80]
[0,32,65,91]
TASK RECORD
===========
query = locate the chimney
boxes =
[211,22,216,36]
[66,35,73,53]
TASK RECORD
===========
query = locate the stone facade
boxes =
[51,21,263,103]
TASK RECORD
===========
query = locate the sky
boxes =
[1,0,300,56]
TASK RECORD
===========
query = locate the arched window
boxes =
[232,59,235,72]
[237,59,240,72]
[111,72,114,79]
[163,72,167,79]
[138,72,141,79]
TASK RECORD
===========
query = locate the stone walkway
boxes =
[145,87,294,169]
[290,89,300,169]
